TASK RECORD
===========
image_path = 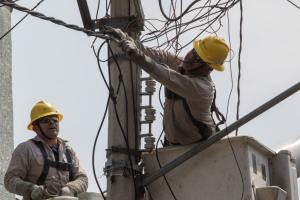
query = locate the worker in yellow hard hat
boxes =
[104,28,229,145]
[4,101,88,200]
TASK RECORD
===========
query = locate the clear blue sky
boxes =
[9,0,300,194]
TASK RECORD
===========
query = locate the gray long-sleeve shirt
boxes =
[140,47,216,145]
[4,136,88,197]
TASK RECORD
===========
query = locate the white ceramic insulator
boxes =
[145,80,156,93]
[145,108,156,122]
[144,136,156,150]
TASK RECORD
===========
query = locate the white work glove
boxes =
[30,185,54,200]
[103,27,157,74]
[61,186,74,196]
[120,39,141,57]
[102,27,133,42]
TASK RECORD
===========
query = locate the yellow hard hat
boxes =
[193,36,229,71]
[27,101,63,130]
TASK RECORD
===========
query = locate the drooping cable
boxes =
[155,128,178,200]
[225,10,245,200]
[158,0,203,21]
[0,1,118,41]
[107,43,138,200]
[0,0,45,41]
[91,95,109,199]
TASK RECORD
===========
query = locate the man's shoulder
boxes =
[13,139,35,153]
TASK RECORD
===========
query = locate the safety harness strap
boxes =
[165,87,212,139]
[65,148,74,181]
[211,86,226,131]
[31,140,74,185]
[32,140,50,185]
[181,98,212,139]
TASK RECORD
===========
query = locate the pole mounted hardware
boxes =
[93,16,144,32]
[76,0,93,30]
[76,0,144,32]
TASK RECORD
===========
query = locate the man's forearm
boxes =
[5,175,34,197]
[66,175,88,194]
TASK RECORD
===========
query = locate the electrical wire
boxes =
[158,0,204,22]
[0,0,45,41]
[107,42,139,200]
[235,0,243,136]
[0,1,119,42]
[225,10,245,200]
[3,0,250,198]
[91,38,138,199]
[0,0,19,7]
[91,95,109,199]
[286,0,300,10]
[155,128,178,200]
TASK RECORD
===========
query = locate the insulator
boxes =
[144,108,156,122]
[145,80,156,94]
[144,136,155,150]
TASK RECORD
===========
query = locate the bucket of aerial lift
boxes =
[278,138,300,177]
[46,192,103,200]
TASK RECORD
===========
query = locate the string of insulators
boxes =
[139,77,156,151]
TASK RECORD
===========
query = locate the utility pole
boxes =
[106,1,144,200]
[76,0,144,199]
[0,5,14,200]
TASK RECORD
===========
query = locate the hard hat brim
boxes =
[193,40,225,72]
[27,113,63,130]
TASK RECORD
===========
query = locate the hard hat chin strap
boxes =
[37,123,52,140]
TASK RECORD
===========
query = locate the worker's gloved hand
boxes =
[30,185,54,200]
[102,26,156,74]
[61,186,74,196]
[102,27,133,42]
[120,39,141,58]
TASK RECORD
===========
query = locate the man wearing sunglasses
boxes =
[4,101,88,199]
[105,28,229,146]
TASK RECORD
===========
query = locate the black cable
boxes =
[235,0,243,136]
[0,1,117,41]
[158,0,202,21]
[158,84,164,109]
[155,128,178,200]
[95,0,101,19]
[225,10,245,200]
[142,0,239,47]
[0,0,45,41]
[0,0,19,7]
[92,41,110,90]
[90,39,117,199]
[92,95,109,199]
[286,0,300,10]
[146,186,154,200]
[129,59,140,159]
[107,43,138,200]
[106,0,111,16]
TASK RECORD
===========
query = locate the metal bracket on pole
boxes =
[94,16,144,32]
[104,159,143,177]
[140,82,300,187]
[76,0,144,33]
[76,0,93,30]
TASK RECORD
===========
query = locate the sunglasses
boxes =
[39,117,59,124]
